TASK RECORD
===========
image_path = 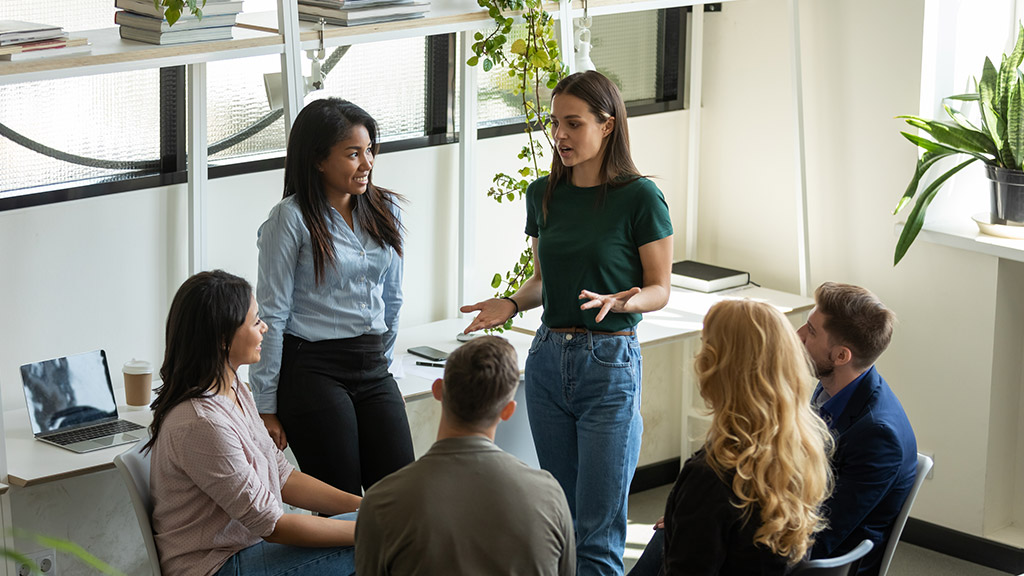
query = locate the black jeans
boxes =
[277,334,414,495]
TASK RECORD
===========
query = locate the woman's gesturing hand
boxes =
[578,287,642,322]
[460,298,517,333]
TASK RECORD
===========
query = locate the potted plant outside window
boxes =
[893,24,1024,265]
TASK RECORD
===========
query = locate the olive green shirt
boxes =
[355,436,575,576]
[525,176,674,332]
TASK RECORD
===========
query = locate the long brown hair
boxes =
[696,300,833,563]
[145,270,252,453]
[544,71,642,219]
[283,98,405,285]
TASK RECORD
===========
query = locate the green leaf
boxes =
[981,100,1006,154]
[981,57,998,114]
[491,273,502,289]
[506,192,514,201]
[894,158,976,265]
[165,6,181,25]
[893,148,956,214]
[510,39,527,55]
[467,55,479,67]
[529,50,550,68]
[474,31,484,40]
[944,103,980,132]
[900,116,997,157]
[946,93,980,101]
[1010,79,1024,169]
[483,58,493,72]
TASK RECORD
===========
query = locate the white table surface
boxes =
[392,318,536,399]
[4,385,153,487]
[3,318,537,487]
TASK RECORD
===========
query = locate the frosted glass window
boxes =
[207,54,287,163]
[0,2,161,195]
[314,37,429,142]
[467,10,667,131]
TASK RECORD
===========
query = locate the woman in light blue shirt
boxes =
[250,98,414,495]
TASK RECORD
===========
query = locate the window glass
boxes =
[465,10,666,132]
[207,54,287,164]
[1,2,160,195]
[313,37,429,142]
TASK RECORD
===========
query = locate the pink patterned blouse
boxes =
[150,380,294,576]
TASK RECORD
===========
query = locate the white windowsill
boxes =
[896,218,1024,264]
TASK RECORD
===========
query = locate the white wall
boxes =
[699,0,1012,537]
[0,111,688,574]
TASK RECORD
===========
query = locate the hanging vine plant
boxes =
[157,0,206,25]
[468,0,568,330]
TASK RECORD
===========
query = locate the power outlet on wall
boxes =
[17,549,56,576]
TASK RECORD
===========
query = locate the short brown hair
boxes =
[814,282,896,369]
[442,336,519,426]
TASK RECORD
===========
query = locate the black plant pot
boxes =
[987,165,1024,225]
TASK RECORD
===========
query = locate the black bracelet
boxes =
[502,296,519,318]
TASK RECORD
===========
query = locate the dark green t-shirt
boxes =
[525,176,674,332]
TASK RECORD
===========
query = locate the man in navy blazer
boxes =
[798,282,917,576]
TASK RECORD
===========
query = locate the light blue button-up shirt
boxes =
[250,195,403,413]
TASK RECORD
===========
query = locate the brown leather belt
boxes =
[549,327,635,337]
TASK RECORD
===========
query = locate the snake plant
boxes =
[893,24,1024,265]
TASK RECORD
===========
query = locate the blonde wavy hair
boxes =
[696,300,834,563]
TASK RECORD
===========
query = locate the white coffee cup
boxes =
[123,359,153,407]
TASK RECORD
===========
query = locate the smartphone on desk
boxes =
[407,346,449,362]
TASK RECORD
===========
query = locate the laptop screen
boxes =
[20,350,117,435]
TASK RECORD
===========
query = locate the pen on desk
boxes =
[416,361,446,368]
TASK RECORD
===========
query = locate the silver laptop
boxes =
[20,349,144,454]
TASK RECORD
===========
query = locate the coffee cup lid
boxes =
[123,358,153,375]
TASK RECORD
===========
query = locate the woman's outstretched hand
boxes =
[460,298,517,333]
[579,287,642,322]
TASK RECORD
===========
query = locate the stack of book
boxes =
[0,20,91,62]
[115,0,244,45]
[298,0,431,27]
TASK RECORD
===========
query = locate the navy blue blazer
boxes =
[812,366,917,576]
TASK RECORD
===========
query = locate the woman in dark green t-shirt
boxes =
[462,70,674,576]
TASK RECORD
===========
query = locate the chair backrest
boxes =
[791,539,874,576]
[877,452,933,576]
[113,440,162,576]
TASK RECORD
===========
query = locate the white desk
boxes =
[4,386,153,487]
[3,319,537,487]
[392,318,535,399]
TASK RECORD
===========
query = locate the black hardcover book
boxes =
[670,260,749,293]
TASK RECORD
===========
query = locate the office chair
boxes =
[113,440,162,576]
[877,452,933,576]
[791,540,873,576]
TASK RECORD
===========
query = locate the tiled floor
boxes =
[625,484,1012,575]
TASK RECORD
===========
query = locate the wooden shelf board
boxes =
[0,26,283,85]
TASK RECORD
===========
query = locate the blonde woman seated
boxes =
[633,300,833,575]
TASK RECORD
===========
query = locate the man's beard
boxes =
[813,357,834,379]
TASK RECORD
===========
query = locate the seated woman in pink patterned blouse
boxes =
[145,270,361,576]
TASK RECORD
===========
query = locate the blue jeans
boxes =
[627,529,665,576]
[526,325,643,576]
[214,512,357,576]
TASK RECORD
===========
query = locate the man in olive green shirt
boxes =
[355,336,575,576]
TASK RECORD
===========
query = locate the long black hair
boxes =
[144,270,252,453]
[545,71,642,219]
[284,98,405,285]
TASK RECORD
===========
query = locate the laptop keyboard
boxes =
[45,419,144,446]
